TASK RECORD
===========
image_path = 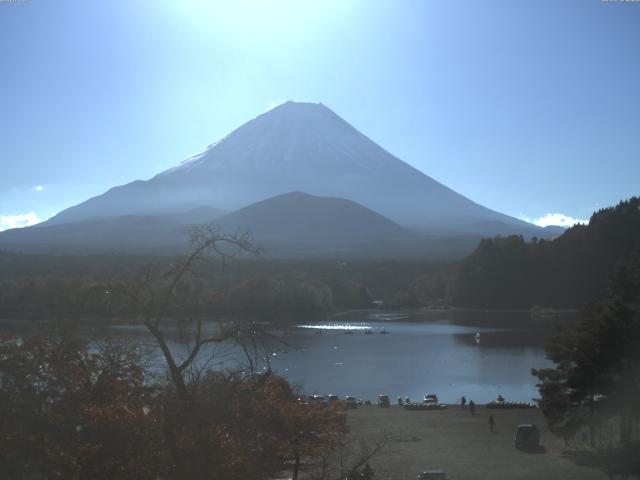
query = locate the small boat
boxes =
[379,329,390,335]
[344,330,354,335]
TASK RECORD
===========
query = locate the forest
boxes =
[2,198,639,324]
[451,197,640,309]
[0,251,455,324]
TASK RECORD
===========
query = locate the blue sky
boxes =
[1,0,639,230]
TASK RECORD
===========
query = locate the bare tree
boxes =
[106,224,270,479]
[110,225,258,395]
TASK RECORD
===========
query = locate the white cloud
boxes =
[0,212,42,231]
[519,212,588,228]
[33,185,44,192]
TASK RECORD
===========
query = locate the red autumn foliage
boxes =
[0,335,348,480]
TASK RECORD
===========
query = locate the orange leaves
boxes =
[0,336,348,479]
[0,334,164,479]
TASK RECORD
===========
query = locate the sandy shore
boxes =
[345,405,606,480]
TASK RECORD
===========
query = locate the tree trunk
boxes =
[293,449,300,480]
[148,326,209,479]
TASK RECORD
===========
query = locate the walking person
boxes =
[469,400,476,416]
[488,414,495,432]
[461,395,467,410]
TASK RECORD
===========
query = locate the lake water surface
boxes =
[102,309,555,404]
[2,309,555,404]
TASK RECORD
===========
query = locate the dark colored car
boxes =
[310,394,329,406]
[515,424,540,450]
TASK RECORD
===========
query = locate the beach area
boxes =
[344,405,607,480]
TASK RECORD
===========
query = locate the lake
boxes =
[96,309,556,404]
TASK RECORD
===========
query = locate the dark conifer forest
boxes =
[451,197,640,309]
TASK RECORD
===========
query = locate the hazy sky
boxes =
[1,0,639,230]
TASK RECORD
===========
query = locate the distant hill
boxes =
[216,192,413,252]
[171,205,225,224]
[214,191,478,257]
[0,192,482,258]
[0,215,189,254]
[0,205,224,255]
[451,197,640,308]
[43,101,543,237]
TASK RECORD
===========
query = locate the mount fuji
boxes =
[0,101,545,255]
[45,101,538,234]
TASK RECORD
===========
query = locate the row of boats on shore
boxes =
[310,328,390,335]
[313,329,482,340]
[306,393,536,410]
[344,329,389,335]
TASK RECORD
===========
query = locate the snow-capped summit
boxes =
[45,101,539,236]
[157,101,397,176]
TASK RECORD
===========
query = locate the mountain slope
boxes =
[0,192,481,258]
[215,192,480,258]
[0,215,189,253]
[0,206,224,254]
[44,101,542,236]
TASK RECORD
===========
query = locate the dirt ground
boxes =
[345,405,607,480]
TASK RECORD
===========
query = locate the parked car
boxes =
[515,424,540,450]
[418,470,446,479]
[378,394,390,408]
[310,394,329,406]
[345,396,358,409]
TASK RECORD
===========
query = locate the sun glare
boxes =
[171,0,348,46]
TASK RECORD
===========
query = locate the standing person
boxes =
[469,400,476,416]
[461,395,467,410]
[488,414,495,432]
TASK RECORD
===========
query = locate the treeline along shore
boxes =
[0,197,638,326]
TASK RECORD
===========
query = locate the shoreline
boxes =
[0,306,580,331]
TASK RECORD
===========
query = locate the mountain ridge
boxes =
[43,101,542,237]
